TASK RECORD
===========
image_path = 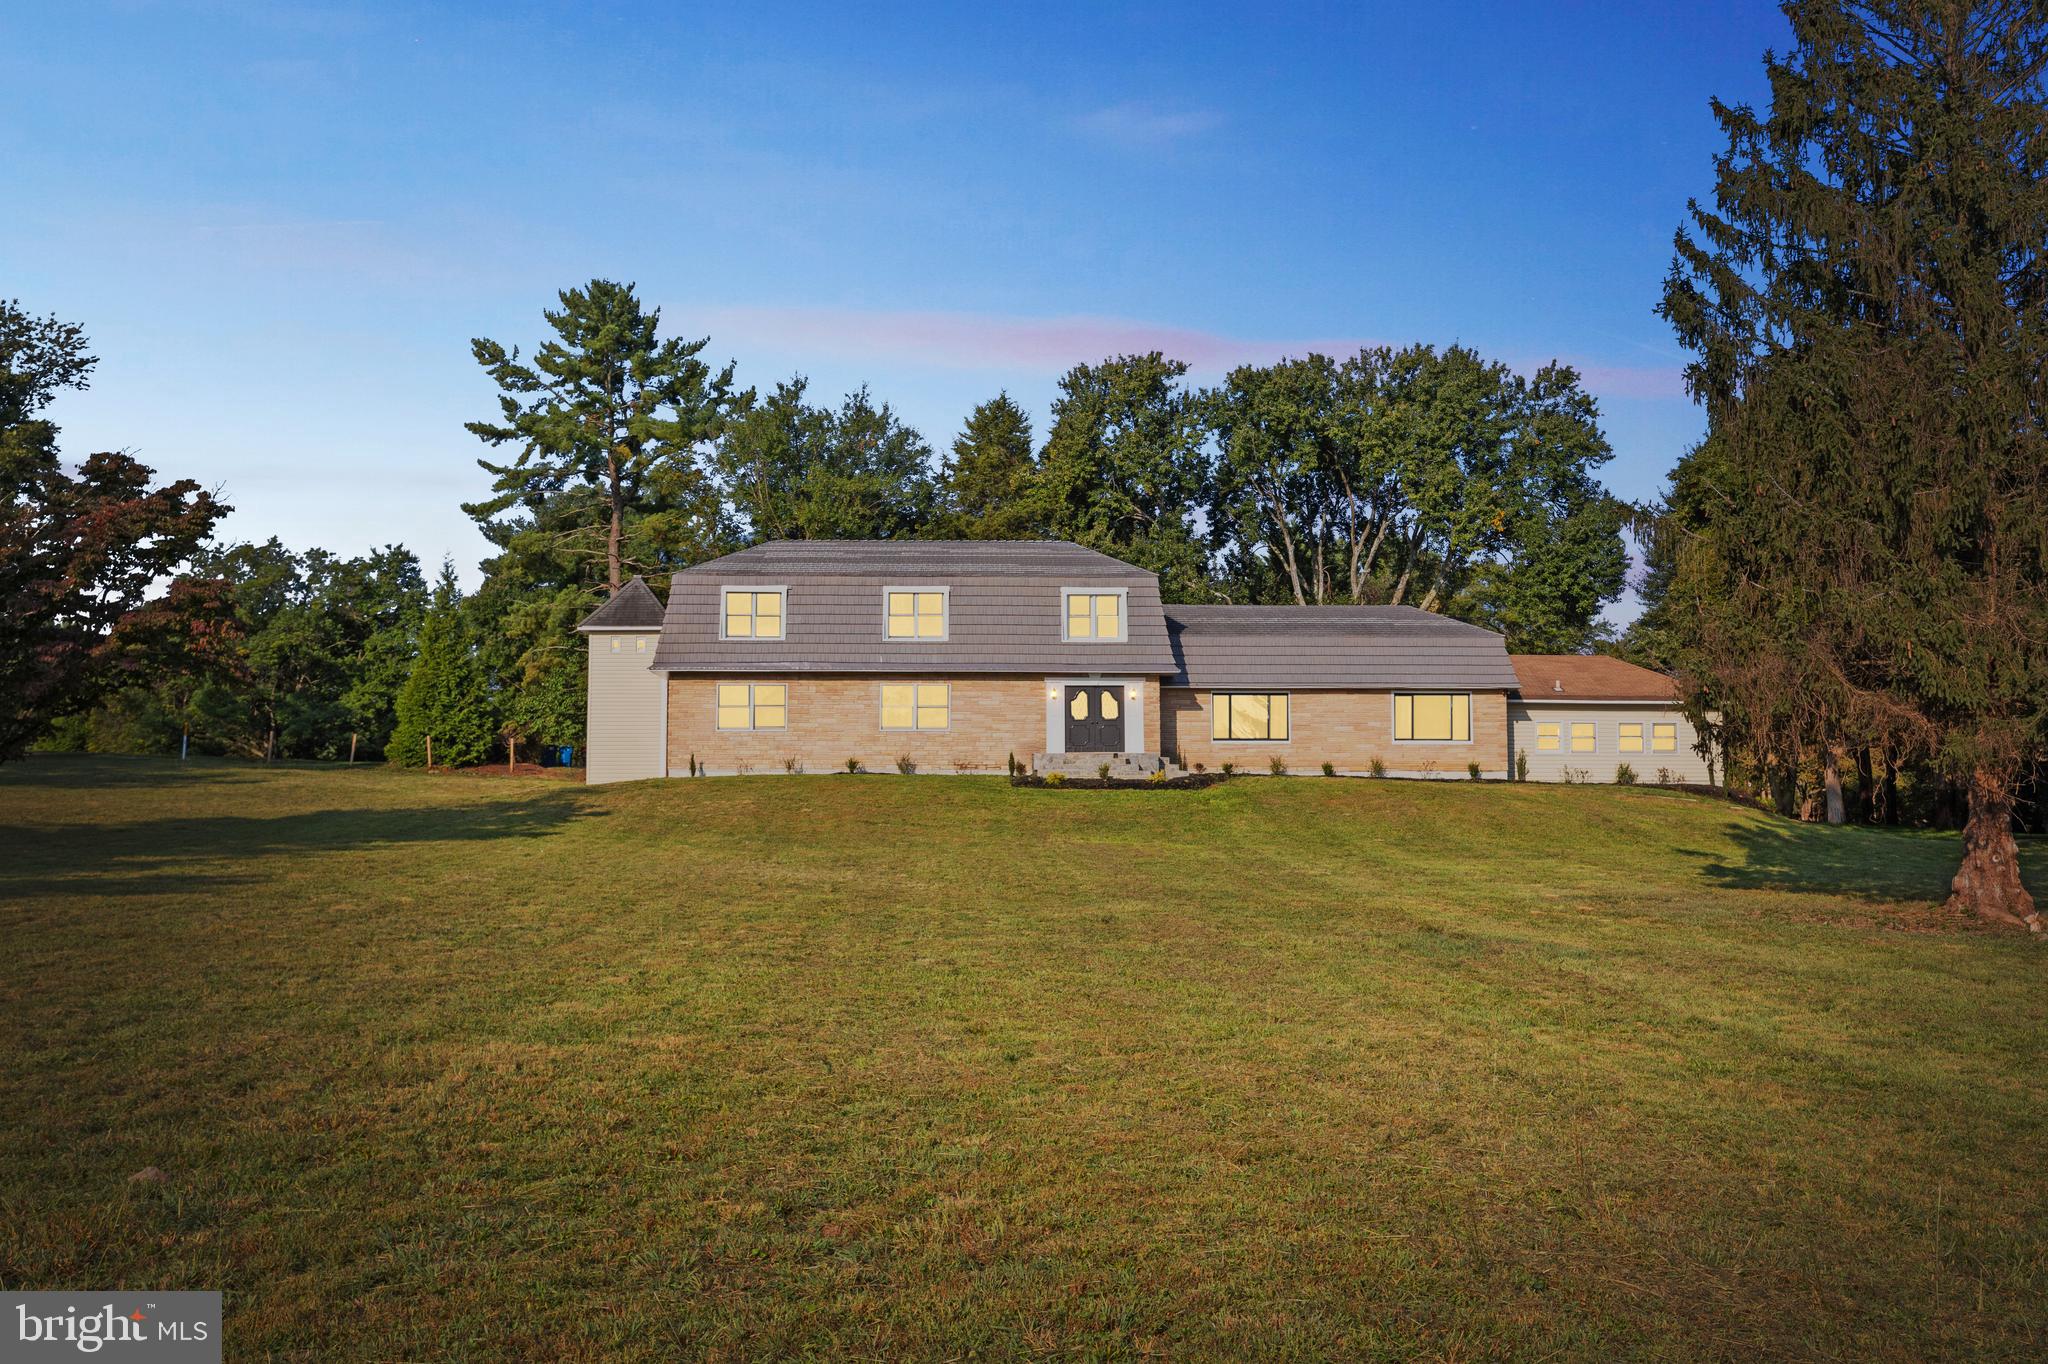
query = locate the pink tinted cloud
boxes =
[703,304,1687,401]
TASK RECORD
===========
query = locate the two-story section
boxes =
[640,540,1177,778]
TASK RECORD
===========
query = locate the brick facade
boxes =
[1161,687,1510,777]
[668,674,1158,776]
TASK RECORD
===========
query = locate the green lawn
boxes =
[2,756,2044,1361]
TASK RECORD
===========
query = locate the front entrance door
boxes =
[1063,685,1125,753]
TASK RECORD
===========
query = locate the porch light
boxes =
[1047,686,1059,697]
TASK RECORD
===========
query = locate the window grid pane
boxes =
[1067,597,1093,638]
[1270,695,1288,741]
[1095,596,1119,637]
[1394,694,1414,741]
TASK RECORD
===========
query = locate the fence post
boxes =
[349,732,357,764]
[426,734,433,770]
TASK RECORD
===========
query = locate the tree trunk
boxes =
[1822,745,1845,826]
[1854,746,1875,823]
[606,457,624,593]
[1944,770,2040,931]
[1881,749,1901,826]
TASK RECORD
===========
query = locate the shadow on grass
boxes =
[1700,820,2045,903]
[0,793,601,900]
[0,754,283,790]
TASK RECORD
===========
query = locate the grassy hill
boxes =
[2,755,2043,1360]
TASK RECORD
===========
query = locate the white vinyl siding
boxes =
[1508,701,1715,784]
[584,633,666,784]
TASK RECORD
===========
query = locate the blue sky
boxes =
[6,1,1786,609]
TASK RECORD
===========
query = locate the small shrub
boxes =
[1147,769,1169,784]
[1615,762,1637,785]
[688,753,699,777]
[1515,750,1529,782]
[1192,761,1206,774]
[1321,760,1336,777]
[845,756,864,774]
[896,754,916,775]
[1219,761,1237,778]
[735,761,752,776]
[1657,766,1674,786]
[1369,757,1387,779]
[1045,772,1066,787]
[1561,766,1588,784]
[1269,756,1288,776]
[1097,761,1112,781]
[1467,761,1481,781]
[783,757,803,775]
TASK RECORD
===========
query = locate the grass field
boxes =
[2,756,2044,1361]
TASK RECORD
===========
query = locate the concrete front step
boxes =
[1031,751,1184,780]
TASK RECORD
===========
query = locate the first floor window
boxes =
[1393,692,1471,743]
[881,682,949,731]
[1619,722,1644,753]
[723,589,785,639]
[1570,721,1596,753]
[1536,721,1560,751]
[1212,692,1288,741]
[716,682,787,730]
[1652,722,1679,753]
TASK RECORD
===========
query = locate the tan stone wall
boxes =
[1161,687,1510,777]
[668,674,1051,775]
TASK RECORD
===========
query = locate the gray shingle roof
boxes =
[576,576,666,632]
[650,540,1179,675]
[1164,604,1519,690]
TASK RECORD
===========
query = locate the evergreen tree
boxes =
[390,564,494,768]
[1660,0,2048,926]
[466,280,740,594]
[940,393,1039,538]
[717,378,937,540]
[1036,353,1212,600]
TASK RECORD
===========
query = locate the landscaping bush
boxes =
[1097,761,1111,781]
[1467,762,1482,780]
[1268,756,1287,776]
[1616,762,1638,785]
[1516,750,1529,782]
[845,757,864,774]
[1321,760,1336,777]
[1369,757,1386,778]
[896,755,916,775]
[1044,772,1065,787]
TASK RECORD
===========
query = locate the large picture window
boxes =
[1211,692,1288,741]
[1063,590,1125,641]
[881,683,950,731]
[715,682,787,730]
[885,590,947,640]
[1393,692,1471,743]
[722,589,785,639]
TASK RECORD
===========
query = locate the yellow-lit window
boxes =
[881,683,949,731]
[715,682,786,730]
[1064,591,1123,641]
[722,590,784,639]
[1211,693,1288,741]
[885,590,946,639]
[1536,722,1560,751]
[1619,723,1644,753]
[1393,693,1471,742]
[1570,722,1596,753]
[1652,722,1679,752]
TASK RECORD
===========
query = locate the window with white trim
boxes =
[1652,722,1679,753]
[881,683,949,731]
[1211,692,1288,741]
[715,682,786,730]
[1619,722,1644,753]
[1536,721,1560,751]
[722,589,785,639]
[1393,693,1471,743]
[885,590,947,640]
[1570,721,1596,753]
[1063,590,1125,641]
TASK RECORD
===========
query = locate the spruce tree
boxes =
[1661,1,2048,926]
[940,393,1039,538]
[390,564,494,768]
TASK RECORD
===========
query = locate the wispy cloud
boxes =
[702,304,1688,402]
[1069,101,1225,149]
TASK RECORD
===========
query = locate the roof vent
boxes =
[1552,680,1564,693]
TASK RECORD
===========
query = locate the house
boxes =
[1507,654,1716,784]
[577,540,1709,786]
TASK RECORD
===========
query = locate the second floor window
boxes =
[886,590,947,639]
[723,589,784,639]
[1064,591,1124,641]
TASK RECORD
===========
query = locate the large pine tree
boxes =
[1661,1,2048,927]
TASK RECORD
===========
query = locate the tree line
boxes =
[6,283,1631,770]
